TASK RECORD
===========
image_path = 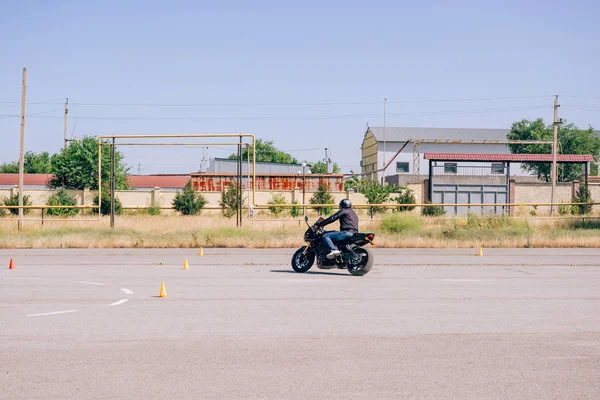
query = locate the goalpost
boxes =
[98,134,257,228]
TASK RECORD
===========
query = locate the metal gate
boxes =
[432,184,507,215]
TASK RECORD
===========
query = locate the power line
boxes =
[0,95,553,108]
[0,105,552,122]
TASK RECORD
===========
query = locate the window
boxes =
[444,163,457,174]
[396,162,409,173]
[491,162,505,174]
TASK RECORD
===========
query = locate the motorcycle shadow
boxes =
[270,269,351,277]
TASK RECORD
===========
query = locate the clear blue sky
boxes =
[1,0,599,174]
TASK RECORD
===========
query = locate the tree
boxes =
[220,181,240,218]
[45,188,79,217]
[308,160,341,174]
[574,183,593,215]
[0,161,18,173]
[0,151,52,173]
[93,190,123,216]
[268,193,288,216]
[228,139,298,164]
[309,185,335,215]
[49,136,129,190]
[172,181,207,215]
[3,193,32,215]
[345,176,400,213]
[508,119,600,182]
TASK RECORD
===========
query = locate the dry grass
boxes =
[1,213,599,249]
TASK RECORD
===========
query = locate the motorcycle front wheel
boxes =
[346,247,373,276]
[291,246,316,273]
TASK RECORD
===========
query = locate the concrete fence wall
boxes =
[0,181,596,215]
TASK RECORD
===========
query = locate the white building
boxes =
[361,127,537,185]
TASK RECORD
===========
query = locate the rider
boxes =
[315,199,359,259]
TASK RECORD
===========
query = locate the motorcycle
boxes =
[291,216,376,276]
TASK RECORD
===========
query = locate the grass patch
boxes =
[1,214,599,248]
[380,214,422,233]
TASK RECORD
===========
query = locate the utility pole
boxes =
[18,68,27,231]
[382,96,387,185]
[63,98,69,149]
[550,95,560,214]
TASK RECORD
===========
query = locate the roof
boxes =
[0,174,191,189]
[368,127,509,142]
[424,153,594,163]
[0,174,52,187]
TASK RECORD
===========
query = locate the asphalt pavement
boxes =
[1,248,599,399]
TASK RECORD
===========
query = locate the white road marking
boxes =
[109,299,129,307]
[121,288,133,294]
[27,310,79,317]
[77,281,105,286]
[439,278,482,282]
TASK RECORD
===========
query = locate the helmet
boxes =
[339,199,352,209]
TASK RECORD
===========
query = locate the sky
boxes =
[1,0,599,174]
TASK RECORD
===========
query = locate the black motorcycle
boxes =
[291,216,375,276]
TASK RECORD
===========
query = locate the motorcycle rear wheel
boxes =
[291,246,316,273]
[347,247,373,276]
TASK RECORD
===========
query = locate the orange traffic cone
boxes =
[183,259,189,270]
[8,259,14,270]
[198,247,204,256]
[477,248,483,257]
[159,282,167,298]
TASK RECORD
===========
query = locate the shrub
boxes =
[93,189,123,216]
[45,188,79,217]
[309,185,334,216]
[147,199,162,216]
[422,201,446,217]
[290,200,300,217]
[574,183,593,215]
[220,181,240,218]
[346,177,399,214]
[380,214,422,233]
[172,181,207,215]
[394,189,416,212]
[3,193,32,215]
[268,193,288,216]
[558,201,576,216]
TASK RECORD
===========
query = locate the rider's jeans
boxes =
[323,231,353,250]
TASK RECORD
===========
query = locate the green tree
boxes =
[345,177,400,213]
[93,188,123,216]
[172,181,207,215]
[3,193,32,215]
[309,185,335,215]
[574,183,593,215]
[229,139,298,164]
[393,188,416,212]
[49,136,129,190]
[0,161,18,173]
[220,181,240,218]
[45,188,79,217]
[508,119,600,182]
[1,151,53,173]
[267,193,288,216]
[308,161,341,174]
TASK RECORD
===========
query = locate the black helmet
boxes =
[339,199,352,209]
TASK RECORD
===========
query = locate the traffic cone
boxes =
[198,247,204,256]
[159,283,167,298]
[183,259,189,270]
[8,259,14,270]
[477,248,483,257]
